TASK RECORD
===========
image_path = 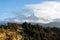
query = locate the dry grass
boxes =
[0,29,22,40]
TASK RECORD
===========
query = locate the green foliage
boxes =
[0,22,60,40]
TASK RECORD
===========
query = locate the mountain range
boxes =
[0,14,60,27]
[0,20,60,27]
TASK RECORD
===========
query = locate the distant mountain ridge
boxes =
[43,22,60,27]
[0,21,60,27]
[0,17,60,27]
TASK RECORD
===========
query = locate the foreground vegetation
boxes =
[0,22,60,40]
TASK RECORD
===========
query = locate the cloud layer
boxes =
[26,1,60,19]
[2,1,60,24]
[23,1,60,23]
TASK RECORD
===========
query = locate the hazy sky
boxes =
[0,0,60,23]
[0,0,42,19]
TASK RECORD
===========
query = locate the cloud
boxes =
[25,1,60,20]
[2,1,60,24]
[9,18,51,23]
[4,13,52,23]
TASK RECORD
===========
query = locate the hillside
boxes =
[0,23,23,40]
[0,29,22,40]
[0,22,60,40]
